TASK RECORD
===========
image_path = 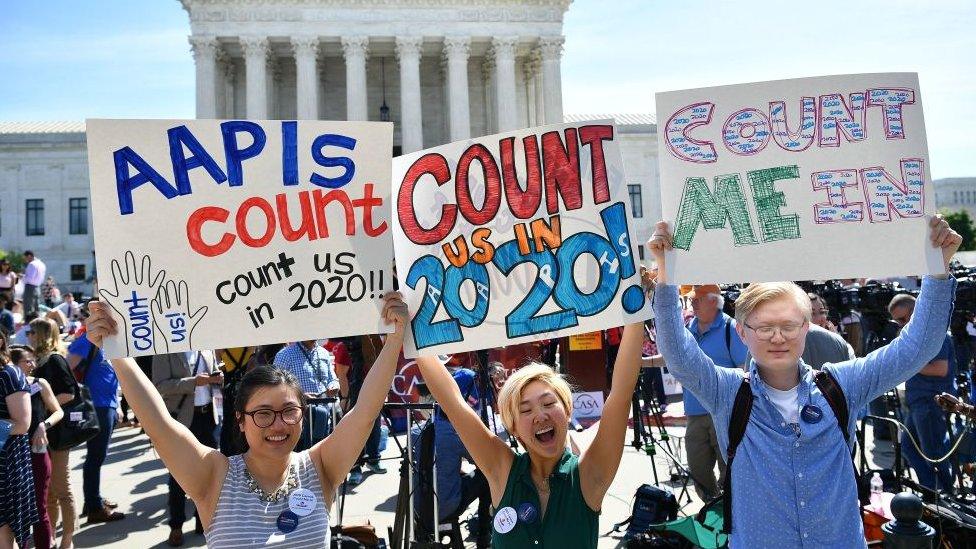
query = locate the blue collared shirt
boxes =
[273,343,339,395]
[684,313,749,416]
[653,276,955,548]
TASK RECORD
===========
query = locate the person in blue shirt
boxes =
[889,293,957,492]
[647,215,961,548]
[67,330,125,522]
[412,364,491,548]
[645,284,748,500]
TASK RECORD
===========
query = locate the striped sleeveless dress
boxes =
[205,450,331,548]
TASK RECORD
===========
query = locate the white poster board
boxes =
[572,391,605,420]
[656,73,943,284]
[87,119,394,358]
[391,121,652,358]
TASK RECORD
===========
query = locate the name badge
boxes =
[494,506,517,534]
[288,488,316,517]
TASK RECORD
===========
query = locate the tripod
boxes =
[632,373,693,504]
[383,402,439,549]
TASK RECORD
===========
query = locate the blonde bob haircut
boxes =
[497,362,573,435]
[733,282,812,326]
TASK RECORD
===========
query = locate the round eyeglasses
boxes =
[242,406,304,428]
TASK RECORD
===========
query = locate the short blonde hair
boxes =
[497,362,573,435]
[734,282,811,325]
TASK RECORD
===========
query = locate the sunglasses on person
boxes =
[241,406,304,428]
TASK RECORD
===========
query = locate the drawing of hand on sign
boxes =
[98,251,166,358]
[151,279,208,354]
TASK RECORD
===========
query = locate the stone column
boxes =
[443,36,471,141]
[341,36,369,121]
[292,36,320,120]
[523,57,537,126]
[214,48,228,117]
[491,37,519,133]
[482,55,495,134]
[539,36,565,125]
[396,36,424,152]
[189,36,218,119]
[266,55,280,119]
[241,36,269,119]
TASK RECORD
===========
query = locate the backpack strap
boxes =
[813,369,850,447]
[724,317,733,365]
[722,376,753,535]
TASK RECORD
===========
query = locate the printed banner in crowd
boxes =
[656,73,944,283]
[87,119,394,358]
[392,121,652,358]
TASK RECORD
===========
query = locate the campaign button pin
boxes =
[289,488,316,517]
[517,502,538,523]
[277,510,299,533]
[801,404,823,424]
[493,506,518,534]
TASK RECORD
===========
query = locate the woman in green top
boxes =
[415,277,649,547]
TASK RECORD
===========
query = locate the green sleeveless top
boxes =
[491,450,599,548]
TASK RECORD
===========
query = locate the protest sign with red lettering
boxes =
[656,73,943,284]
[392,121,652,359]
[86,119,393,358]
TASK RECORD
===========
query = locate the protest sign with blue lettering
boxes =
[656,73,943,284]
[391,121,652,359]
[86,119,393,358]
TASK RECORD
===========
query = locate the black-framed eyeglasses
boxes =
[241,406,304,428]
[742,320,807,341]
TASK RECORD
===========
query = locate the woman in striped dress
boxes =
[84,293,407,547]
[0,336,38,548]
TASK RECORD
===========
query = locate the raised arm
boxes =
[313,293,406,498]
[826,215,961,410]
[647,222,741,415]
[580,321,644,509]
[414,354,513,503]
[86,301,224,503]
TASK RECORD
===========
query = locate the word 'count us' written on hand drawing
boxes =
[656,73,944,284]
[392,122,652,359]
[86,119,394,359]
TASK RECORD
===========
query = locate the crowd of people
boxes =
[0,215,969,548]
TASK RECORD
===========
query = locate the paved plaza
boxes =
[63,420,705,548]
[62,418,893,548]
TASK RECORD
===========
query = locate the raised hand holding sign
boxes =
[97,251,166,358]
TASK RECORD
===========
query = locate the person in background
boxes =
[11,344,63,549]
[216,347,255,456]
[41,276,59,309]
[152,350,222,546]
[0,296,14,338]
[29,318,80,547]
[0,260,17,305]
[331,337,386,485]
[273,341,341,452]
[0,335,37,549]
[809,293,840,333]
[412,361,491,547]
[66,329,125,523]
[21,251,45,319]
[889,294,957,493]
[643,284,748,501]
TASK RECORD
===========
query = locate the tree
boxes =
[942,208,976,251]
[0,248,26,272]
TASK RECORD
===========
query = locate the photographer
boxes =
[889,294,957,492]
[647,215,960,547]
